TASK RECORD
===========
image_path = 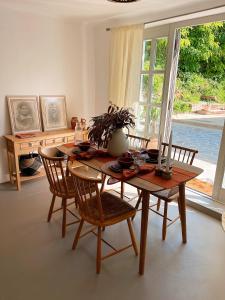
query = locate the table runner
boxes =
[100,160,198,190]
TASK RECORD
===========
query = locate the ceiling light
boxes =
[107,0,140,3]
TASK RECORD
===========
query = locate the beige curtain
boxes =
[109,24,144,108]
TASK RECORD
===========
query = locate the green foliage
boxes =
[175,73,225,105]
[174,22,225,112]
[178,22,225,81]
[155,38,167,69]
[140,22,225,114]
[173,101,191,113]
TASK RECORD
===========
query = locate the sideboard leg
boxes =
[14,154,21,191]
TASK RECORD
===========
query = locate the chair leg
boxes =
[121,181,124,199]
[47,194,56,222]
[75,196,78,209]
[132,191,143,220]
[156,198,161,211]
[96,226,102,274]
[100,174,106,193]
[72,219,84,250]
[127,218,138,256]
[137,189,140,196]
[62,198,67,238]
[162,202,168,240]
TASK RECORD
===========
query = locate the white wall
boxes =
[94,24,110,115]
[0,7,85,183]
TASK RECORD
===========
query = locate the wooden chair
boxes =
[127,134,150,150]
[134,143,198,240]
[105,134,150,198]
[38,147,80,238]
[68,162,138,274]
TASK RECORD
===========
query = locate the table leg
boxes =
[178,183,187,243]
[139,190,150,275]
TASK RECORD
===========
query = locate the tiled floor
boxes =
[0,178,225,300]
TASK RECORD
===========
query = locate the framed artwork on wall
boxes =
[40,95,68,131]
[7,96,42,134]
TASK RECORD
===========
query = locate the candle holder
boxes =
[161,166,173,179]
[155,165,173,179]
[155,166,163,176]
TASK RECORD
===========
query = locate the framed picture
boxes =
[40,95,68,131]
[7,96,42,134]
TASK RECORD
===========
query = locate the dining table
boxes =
[57,143,203,275]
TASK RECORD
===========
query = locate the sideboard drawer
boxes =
[67,135,74,143]
[45,138,55,146]
[20,141,42,150]
[55,137,65,144]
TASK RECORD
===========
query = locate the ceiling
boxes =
[0,0,224,23]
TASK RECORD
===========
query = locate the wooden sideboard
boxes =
[4,129,87,191]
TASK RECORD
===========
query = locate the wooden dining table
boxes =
[58,144,203,275]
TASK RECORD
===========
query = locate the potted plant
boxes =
[88,104,135,156]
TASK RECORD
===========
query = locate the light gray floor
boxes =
[0,179,225,300]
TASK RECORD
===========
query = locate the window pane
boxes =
[142,40,151,71]
[152,74,164,105]
[148,107,161,138]
[139,74,149,103]
[135,104,147,134]
[155,37,167,70]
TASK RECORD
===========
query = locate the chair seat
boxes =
[81,191,136,225]
[151,186,179,202]
[50,176,95,198]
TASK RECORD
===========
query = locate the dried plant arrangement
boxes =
[88,104,135,148]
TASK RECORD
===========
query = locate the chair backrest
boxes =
[161,142,198,165]
[38,147,69,196]
[68,162,104,222]
[127,134,150,150]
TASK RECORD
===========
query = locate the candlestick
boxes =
[166,131,172,172]
[157,134,162,169]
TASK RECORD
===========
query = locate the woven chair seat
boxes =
[151,186,179,202]
[81,191,136,225]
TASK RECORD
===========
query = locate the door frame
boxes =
[213,122,225,204]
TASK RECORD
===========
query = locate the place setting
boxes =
[103,132,174,181]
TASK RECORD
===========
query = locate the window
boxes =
[136,37,168,144]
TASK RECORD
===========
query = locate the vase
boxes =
[71,117,78,130]
[107,128,128,157]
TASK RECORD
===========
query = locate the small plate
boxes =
[145,156,166,164]
[109,163,136,173]
[109,163,123,173]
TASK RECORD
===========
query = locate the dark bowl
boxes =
[19,154,42,176]
[147,149,159,160]
[77,142,91,152]
[118,157,134,169]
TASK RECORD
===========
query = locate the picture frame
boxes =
[7,95,42,134]
[40,95,68,131]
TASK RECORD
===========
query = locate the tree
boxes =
[178,22,225,81]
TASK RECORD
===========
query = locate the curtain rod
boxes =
[106,4,225,31]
